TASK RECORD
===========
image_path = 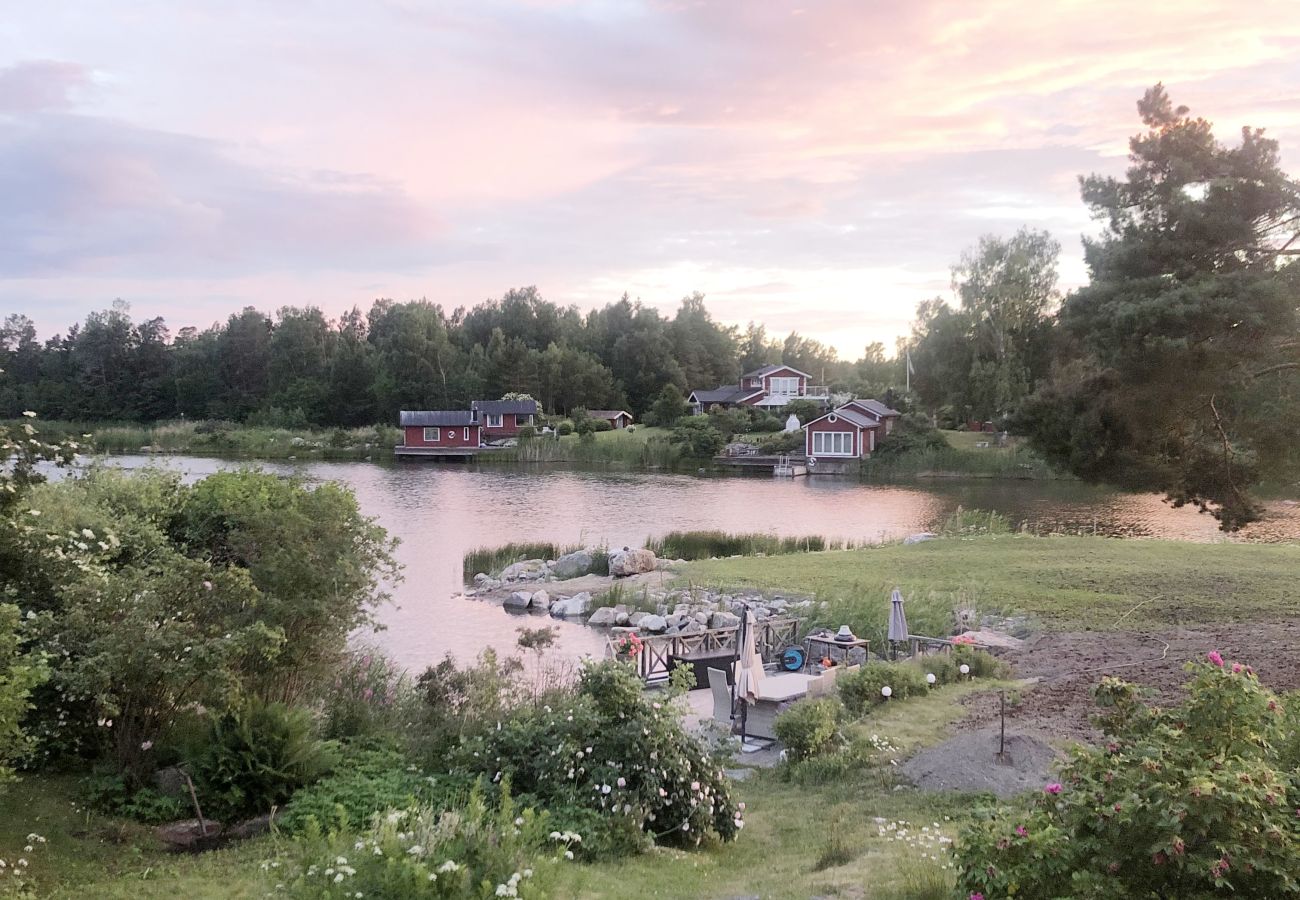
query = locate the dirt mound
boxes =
[901,728,1060,797]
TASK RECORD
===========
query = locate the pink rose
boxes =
[1044,782,1063,795]
[1015,825,1027,837]
[1207,651,1224,667]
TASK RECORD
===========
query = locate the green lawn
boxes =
[676,534,1300,643]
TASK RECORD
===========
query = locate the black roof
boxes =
[471,399,539,415]
[399,410,478,427]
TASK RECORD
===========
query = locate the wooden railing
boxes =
[611,617,803,682]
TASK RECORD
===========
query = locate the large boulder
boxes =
[710,611,741,629]
[552,549,598,579]
[609,548,658,577]
[500,559,547,581]
[504,591,533,610]
[587,606,619,627]
[550,592,592,618]
[472,573,496,589]
[529,590,550,611]
[639,614,668,633]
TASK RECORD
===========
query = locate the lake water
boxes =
[93,456,1300,671]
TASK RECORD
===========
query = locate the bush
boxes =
[956,656,1300,899]
[757,429,804,454]
[319,647,407,740]
[517,424,537,440]
[750,413,784,433]
[187,700,338,821]
[0,603,46,787]
[407,651,526,766]
[82,773,188,824]
[556,421,573,436]
[774,698,842,762]
[451,660,743,854]
[285,783,571,899]
[872,413,948,457]
[951,644,1007,679]
[669,418,726,457]
[837,661,932,714]
[780,399,821,425]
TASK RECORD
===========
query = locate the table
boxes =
[806,635,870,667]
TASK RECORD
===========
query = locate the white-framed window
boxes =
[423,427,440,442]
[769,376,800,395]
[486,413,503,428]
[812,430,854,456]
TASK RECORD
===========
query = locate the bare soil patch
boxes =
[901,728,1060,797]
[962,621,1300,742]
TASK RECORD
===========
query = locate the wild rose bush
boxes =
[956,655,1300,898]
[319,646,408,740]
[451,660,742,857]
[284,783,570,899]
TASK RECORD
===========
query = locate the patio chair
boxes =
[707,668,733,724]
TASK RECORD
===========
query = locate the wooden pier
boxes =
[394,445,492,460]
[713,453,809,477]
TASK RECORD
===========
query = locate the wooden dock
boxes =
[394,445,493,460]
[714,453,808,477]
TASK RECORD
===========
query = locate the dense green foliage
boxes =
[772,698,842,762]
[669,417,726,457]
[1,290,907,426]
[1016,85,1300,529]
[957,657,1300,898]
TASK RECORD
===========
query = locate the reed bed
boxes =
[461,541,575,581]
[23,419,401,460]
[645,529,854,561]
[862,445,1062,480]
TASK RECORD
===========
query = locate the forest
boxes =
[0,291,903,427]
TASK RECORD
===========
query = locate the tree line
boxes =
[0,291,906,426]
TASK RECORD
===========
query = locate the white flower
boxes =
[140,740,153,751]
[334,873,345,883]
[437,860,460,873]
[563,850,574,860]
[616,777,626,787]
[21,411,36,418]
[81,528,95,539]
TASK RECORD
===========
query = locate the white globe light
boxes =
[881,685,892,698]
[926,673,936,685]
[959,664,971,675]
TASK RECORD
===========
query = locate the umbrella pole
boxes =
[737,603,749,745]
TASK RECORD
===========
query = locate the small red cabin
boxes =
[471,399,539,440]
[399,411,481,448]
[804,406,881,460]
[586,409,634,429]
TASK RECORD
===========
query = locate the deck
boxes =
[714,453,808,476]
[394,445,496,459]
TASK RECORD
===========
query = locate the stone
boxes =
[693,611,711,625]
[472,572,494,587]
[504,591,532,610]
[639,614,668,633]
[710,611,740,629]
[587,606,619,627]
[627,611,648,627]
[903,532,937,545]
[500,559,546,581]
[608,548,657,577]
[677,620,705,635]
[550,592,592,618]
[529,590,550,611]
[615,611,630,626]
[552,549,597,579]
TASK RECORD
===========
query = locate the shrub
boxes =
[774,698,842,762]
[82,773,188,824]
[837,661,931,715]
[669,418,726,457]
[556,421,573,436]
[951,644,1007,679]
[758,429,804,454]
[517,424,537,440]
[0,603,47,787]
[407,651,526,766]
[284,783,571,899]
[187,700,338,821]
[779,399,821,425]
[750,413,784,433]
[872,413,948,457]
[451,660,743,854]
[956,656,1300,899]
[319,647,407,741]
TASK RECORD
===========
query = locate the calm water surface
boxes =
[96,456,1300,671]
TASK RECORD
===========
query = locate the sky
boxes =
[2,1,1299,358]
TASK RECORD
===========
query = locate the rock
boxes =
[710,611,740,629]
[529,590,550,611]
[472,573,498,589]
[156,819,223,851]
[504,591,533,610]
[552,549,597,579]
[587,606,619,627]
[608,548,657,577]
[903,532,937,545]
[226,813,273,840]
[627,611,648,627]
[677,620,705,635]
[639,614,668,633]
[693,611,711,625]
[550,592,592,618]
[500,559,546,581]
[615,611,630,626]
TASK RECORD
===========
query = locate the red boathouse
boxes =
[398,410,481,450]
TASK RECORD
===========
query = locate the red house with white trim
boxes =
[399,411,481,449]
[471,399,539,440]
[688,364,830,413]
[803,399,901,460]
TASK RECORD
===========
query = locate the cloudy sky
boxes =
[3,1,1298,356]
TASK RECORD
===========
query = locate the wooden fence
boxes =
[612,617,802,683]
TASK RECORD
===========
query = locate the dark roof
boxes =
[846,398,901,418]
[586,410,632,420]
[742,363,811,379]
[471,399,539,415]
[806,406,878,430]
[690,387,764,405]
[400,410,478,427]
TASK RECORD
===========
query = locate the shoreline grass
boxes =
[645,529,857,560]
[478,426,690,469]
[675,533,1299,642]
[862,444,1063,480]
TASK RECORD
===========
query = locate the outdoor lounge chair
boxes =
[707,667,733,725]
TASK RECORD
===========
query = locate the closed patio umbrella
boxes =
[887,588,909,658]
[733,608,766,742]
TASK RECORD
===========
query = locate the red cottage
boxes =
[688,364,830,413]
[586,409,634,429]
[398,410,481,450]
[840,398,902,435]
[804,406,882,460]
[471,399,539,441]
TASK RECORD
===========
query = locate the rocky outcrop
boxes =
[500,559,548,581]
[587,606,619,627]
[553,549,599,579]
[639,614,668,633]
[504,591,533,610]
[608,548,657,577]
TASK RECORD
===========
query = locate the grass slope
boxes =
[677,534,1300,642]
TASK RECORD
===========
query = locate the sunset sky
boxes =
[3,1,1298,356]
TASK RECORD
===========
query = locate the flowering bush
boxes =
[452,660,743,857]
[284,783,570,899]
[956,655,1300,898]
[319,646,408,740]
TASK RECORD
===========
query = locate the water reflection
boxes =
[86,456,1299,671]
